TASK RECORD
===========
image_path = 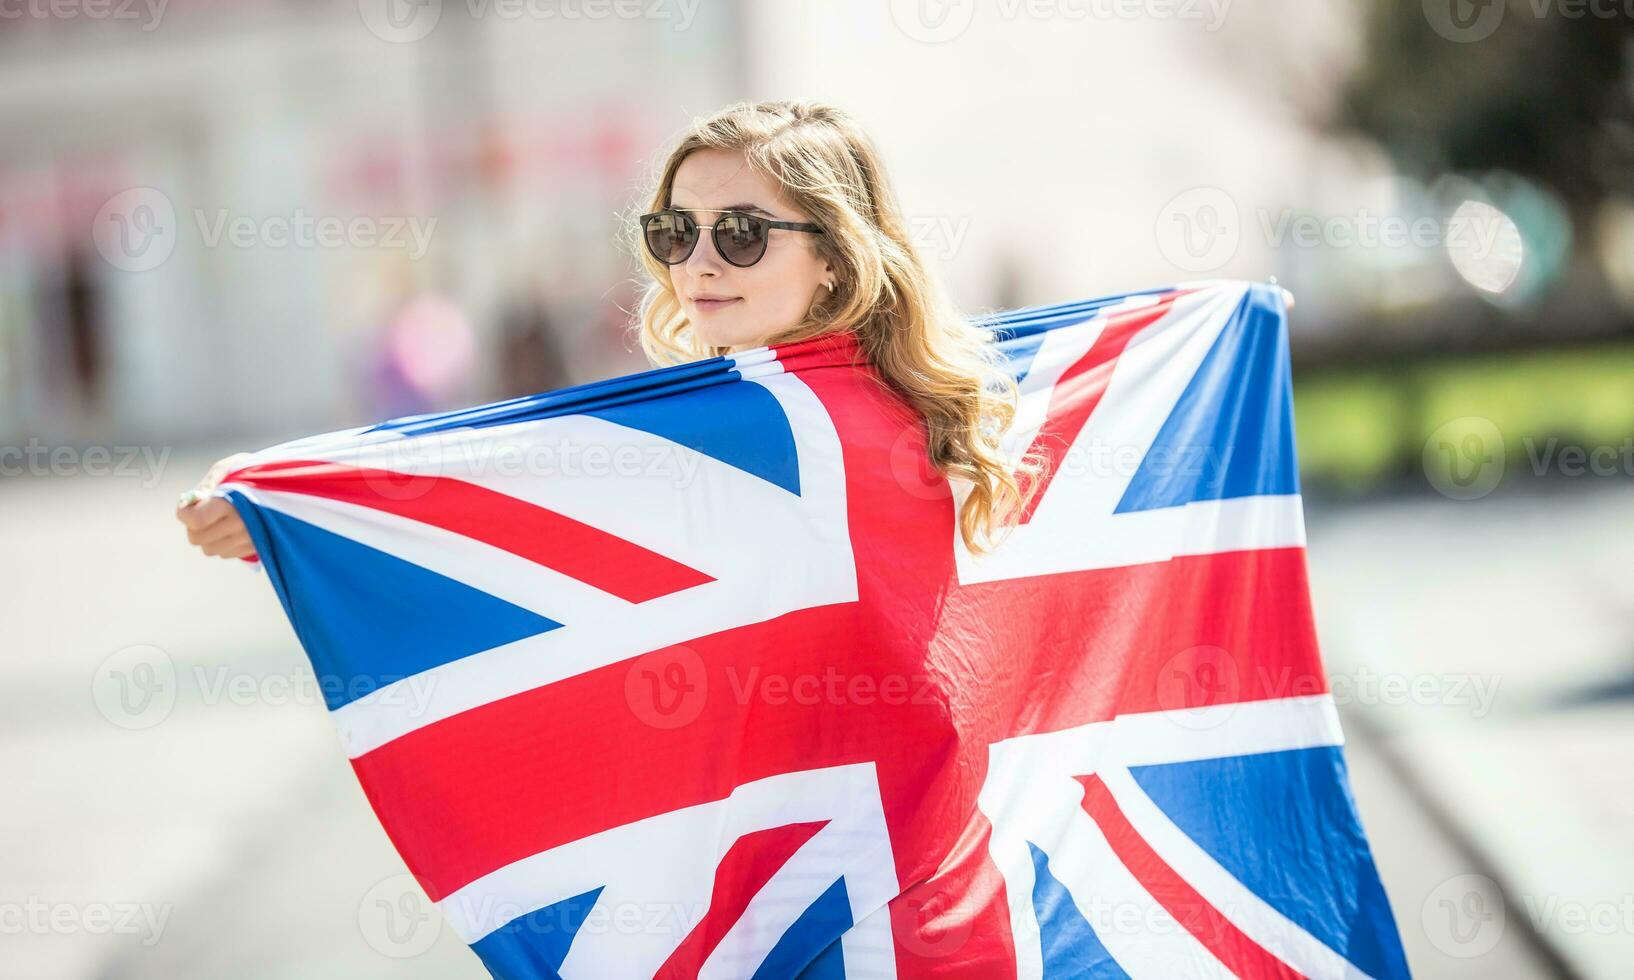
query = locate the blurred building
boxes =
[0,2,747,446]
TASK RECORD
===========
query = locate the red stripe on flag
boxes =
[653,820,829,978]
[225,458,714,604]
[1017,292,1187,524]
[799,357,1022,979]
[1076,774,1305,980]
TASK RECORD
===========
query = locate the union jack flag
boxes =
[216,280,1411,978]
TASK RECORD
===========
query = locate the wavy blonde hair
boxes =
[622,99,1045,556]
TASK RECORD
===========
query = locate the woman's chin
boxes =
[699,324,764,352]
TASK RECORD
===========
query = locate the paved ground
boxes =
[1,451,1623,977]
[1305,482,1634,979]
[0,451,484,980]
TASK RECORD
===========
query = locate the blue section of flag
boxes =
[471,886,605,980]
[1115,283,1300,513]
[588,379,802,495]
[1027,842,1131,979]
[792,935,846,980]
[228,493,561,710]
[1129,747,1412,979]
[754,877,852,979]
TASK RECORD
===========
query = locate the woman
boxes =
[170,102,1334,975]
[177,99,1047,560]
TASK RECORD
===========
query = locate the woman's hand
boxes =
[176,453,257,560]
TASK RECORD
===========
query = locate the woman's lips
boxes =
[692,297,741,313]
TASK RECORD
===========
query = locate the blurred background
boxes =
[2,1,1631,977]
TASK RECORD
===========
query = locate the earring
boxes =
[823,281,835,291]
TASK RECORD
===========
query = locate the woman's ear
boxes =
[820,259,840,289]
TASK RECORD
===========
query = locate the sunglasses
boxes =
[640,207,825,268]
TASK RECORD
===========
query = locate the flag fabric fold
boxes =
[216,279,1412,979]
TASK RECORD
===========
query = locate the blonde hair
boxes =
[622,99,1045,556]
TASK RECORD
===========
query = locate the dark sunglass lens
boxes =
[715,213,769,266]
[644,211,696,264]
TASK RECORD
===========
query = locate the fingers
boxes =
[200,530,256,559]
[186,509,241,549]
[189,511,255,558]
[177,499,256,558]
[176,496,234,531]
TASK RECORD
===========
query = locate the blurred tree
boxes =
[1339,3,1634,234]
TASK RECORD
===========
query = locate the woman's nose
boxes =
[684,227,726,276]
